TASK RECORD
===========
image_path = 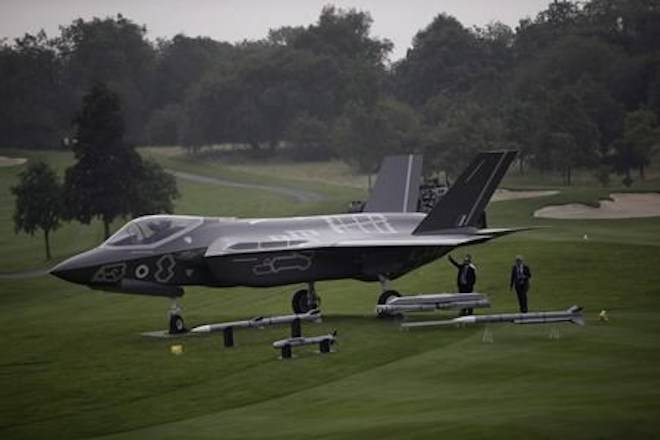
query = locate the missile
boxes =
[401,305,584,329]
[190,309,321,334]
[376,293,490,314]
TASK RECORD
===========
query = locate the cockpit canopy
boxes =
[104,215,203,248]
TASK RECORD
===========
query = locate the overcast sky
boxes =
[1,0,550,60]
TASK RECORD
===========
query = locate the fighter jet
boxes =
[51,150,524,333]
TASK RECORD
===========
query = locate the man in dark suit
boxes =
[510,255,532,313]
[448,254,477,315]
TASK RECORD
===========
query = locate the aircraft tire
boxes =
[292,289,316,314]
[169,314,186,334]
[377,290,401,319]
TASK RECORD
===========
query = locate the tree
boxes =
[0,32,66,149]
[286,113,332,160]
[129,159,179,216]
[333,99,421,173]
[534,90,600,185]
[613,108,660,183]
[394,14,492,106]
[64,83,178,239]
[57,15,156,144]
[424,101,506,178]
[11,161,62,259]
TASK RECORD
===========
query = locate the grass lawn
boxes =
[1,148,659,439]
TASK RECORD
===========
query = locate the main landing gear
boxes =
[376,275,401,319]
[168,297,186,334]
[291,282,320,314]
[289,277,402,318]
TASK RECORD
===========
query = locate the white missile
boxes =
[190,309,321,334]
[272,332,337,348]
[401,305,584,329]
[376,293,490,314]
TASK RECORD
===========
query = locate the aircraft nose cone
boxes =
[50,256,89,284]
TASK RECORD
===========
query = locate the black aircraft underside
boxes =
[205,245,451,287]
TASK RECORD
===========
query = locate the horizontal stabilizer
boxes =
[364,154,423,213]
[475,226,545,237]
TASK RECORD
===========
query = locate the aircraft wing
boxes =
[332,234,493,247]
[475,226,543,237]
[205,234,493,257]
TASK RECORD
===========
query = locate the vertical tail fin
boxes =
[364,154,423,213]
[413,151,517,234]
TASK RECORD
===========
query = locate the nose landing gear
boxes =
[168,297,186,334]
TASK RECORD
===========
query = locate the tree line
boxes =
[12,84,179,258]
[2,1,660,186]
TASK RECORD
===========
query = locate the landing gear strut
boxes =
[291,282,320,314]
[168,297,186,334]
[377,275,401,319]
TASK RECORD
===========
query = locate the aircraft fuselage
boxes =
[51,212,454,296]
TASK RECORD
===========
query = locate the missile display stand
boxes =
[481,325,494,343]
[273,331,337,359]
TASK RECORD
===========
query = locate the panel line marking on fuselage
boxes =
[368,215,385,233]
[378,215,397,233]
[233,257,259,263]
[352,216,370,233]
[402,154,413,212]
[323,214,397,235]
[326,216,346,234]
[466,152,508,225]
[268,229,320,244]
[465,160,485,183]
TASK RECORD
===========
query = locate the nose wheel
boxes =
[169,314,185,334]
[168,297,187,334]
[292,283,320,314]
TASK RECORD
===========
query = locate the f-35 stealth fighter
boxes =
[51,150,524,333]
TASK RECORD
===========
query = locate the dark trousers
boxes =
[515,284,529,313]
[459,284,474,315]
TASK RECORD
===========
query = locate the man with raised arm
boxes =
[448,254,477,315]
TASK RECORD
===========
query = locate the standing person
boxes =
[448,254,477,315]
[510,255,532,313]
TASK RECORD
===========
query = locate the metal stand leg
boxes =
[223,327,235,347]
[291,318,302,338]
[481,325,494,343]
[548,325,561,340]
[281,345,292,359]
[320,339,331,354]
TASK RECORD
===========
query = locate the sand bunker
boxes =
[0,156,27,167]
[534,193,660,219]
[491,189,559,202]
